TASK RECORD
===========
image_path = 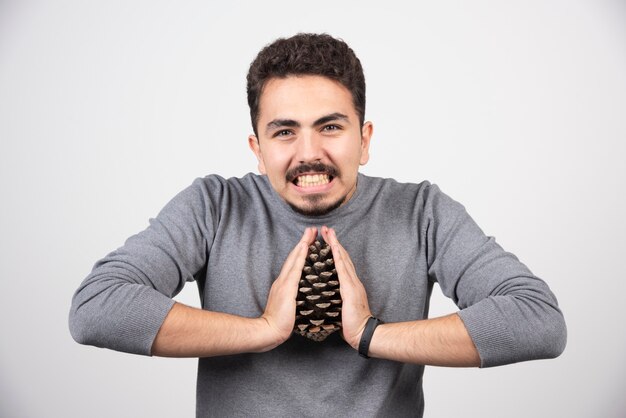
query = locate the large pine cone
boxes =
[293,239,342,341]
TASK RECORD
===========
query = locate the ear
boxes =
[359,121,373,165]
[248,135,267,174]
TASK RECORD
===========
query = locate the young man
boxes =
[69,33,566,417]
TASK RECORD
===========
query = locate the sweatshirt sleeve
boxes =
[423,184,567,367]
[68,177,216,356]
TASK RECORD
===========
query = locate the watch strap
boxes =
[358,317,383,359]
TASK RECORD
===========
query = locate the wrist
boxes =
[255,316,288,352]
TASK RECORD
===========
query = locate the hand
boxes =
[261,227,318,349]
[321,226,373,350]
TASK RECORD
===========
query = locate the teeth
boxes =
[296,174,330,188]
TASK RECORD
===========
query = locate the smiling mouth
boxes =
[294,173,333,188]
[287,162,338,189]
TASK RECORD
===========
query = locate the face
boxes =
[249,75,373,216]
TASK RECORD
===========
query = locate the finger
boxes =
[306,226,318,245]
[322,226,355,281]
[321,226,339,252]
[279,227,316,279]
[290,226,318,271]
[321,225,331,244]
[328,228,358,274]
[288,226,318,276]
[331,242,357,287]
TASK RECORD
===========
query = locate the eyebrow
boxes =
[312,112,350,127]
[265,112,350,135]
[265,119,300,134]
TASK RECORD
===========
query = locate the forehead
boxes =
[258,75,358,124]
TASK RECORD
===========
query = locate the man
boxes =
[69,33,566,417]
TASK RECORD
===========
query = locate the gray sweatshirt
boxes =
[69,173,566,417]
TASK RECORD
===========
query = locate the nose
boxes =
[295,130,324,163]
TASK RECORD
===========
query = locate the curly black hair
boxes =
[246,33,366,136]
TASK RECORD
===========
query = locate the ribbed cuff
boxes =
[457,297,517,368]
[116,287,177,356]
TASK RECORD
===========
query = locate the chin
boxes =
[287,194,346,217]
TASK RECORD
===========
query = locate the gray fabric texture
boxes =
[69,173,567,417]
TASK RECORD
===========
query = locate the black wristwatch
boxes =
[358,317,383,359]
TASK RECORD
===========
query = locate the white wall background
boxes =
[1,1,625,417]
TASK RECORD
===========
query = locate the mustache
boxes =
[285,162,339,183]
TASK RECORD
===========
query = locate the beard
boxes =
[287,192,348,217]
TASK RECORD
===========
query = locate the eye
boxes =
[273,129,294,138]
[322,124,342,132]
